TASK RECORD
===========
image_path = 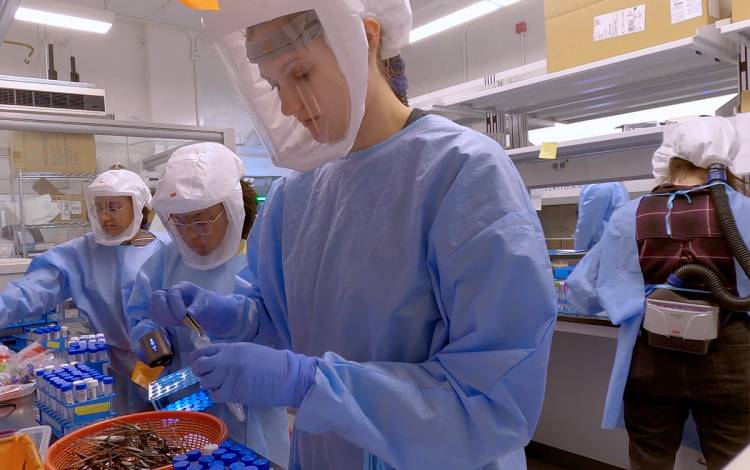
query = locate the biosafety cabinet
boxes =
[0,111,235,258]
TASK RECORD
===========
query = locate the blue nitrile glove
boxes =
[130,321,171,364]
[189,343,318,408]
[149,281,241,336]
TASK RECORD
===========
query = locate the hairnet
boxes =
[85,170,151,246]
[153,143,245,271]
[653,116,740,185]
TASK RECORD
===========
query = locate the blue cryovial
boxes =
[220,440,236,449]
[211,448,227,460]
[173,461,190,470]
[252,458,269,470]
[198,455,214,468]
[229,463,246,470]
[186,450,202,462]
[173,454,188,465]
[221,452,238,466]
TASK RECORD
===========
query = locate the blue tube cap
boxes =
[219,439,236,449]
[211,448,227,459]
[252,458,269,470]
[172,454,188,464]
[173,460,190,469]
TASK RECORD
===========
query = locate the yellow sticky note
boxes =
[46,340,60,349]
[179,0,220,11]
[131,361,165,389]
[539,142,558,160]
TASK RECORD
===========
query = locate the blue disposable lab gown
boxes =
[126,240,290,466]
[567,188,750,429]
[574,182,629,251]
[0,233,165,413]
[233,115,557,469]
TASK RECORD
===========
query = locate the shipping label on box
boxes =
[671,0,704,24]
[51,195,87,223]
[546,0,719,73]
[57,199,82,221]
[594,5,646,41]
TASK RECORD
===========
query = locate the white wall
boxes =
[402,0,546,97]
[0,4,285,176]
[1,18,153,122]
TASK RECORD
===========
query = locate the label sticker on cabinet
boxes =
[671,0,703,24]
[594,5,646,42]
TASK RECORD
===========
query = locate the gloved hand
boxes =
[130,321,171,365]
[189,342,318,408]
[149,281,241,336]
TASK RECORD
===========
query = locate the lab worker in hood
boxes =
[567,117,750,470]
[127,143,289,466]
[0,169,165,413]
[573,182,629,251]
[148,1,557,469]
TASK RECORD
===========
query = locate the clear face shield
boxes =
[90,196,135,237]
[85,170,151,247]
[210,5,369,171]
[246,10,351,147]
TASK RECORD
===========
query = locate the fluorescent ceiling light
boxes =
[410,0,519,44]
[14,0,113,34]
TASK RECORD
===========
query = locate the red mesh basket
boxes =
[44,411,227,470]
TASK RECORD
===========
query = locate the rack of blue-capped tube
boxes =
[34,334,116,438]
[0,312,60,351]
[149,366,216,412]
[171,439,273,470]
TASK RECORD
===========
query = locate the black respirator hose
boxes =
[671,265,750,312]
[669,173,750,312]
[709,183,750,278]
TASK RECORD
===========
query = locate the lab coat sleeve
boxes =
[126,251,166,352]
[567,201,645,324]
[212,267,264,343]
[294,148,557,468]
[566,241,606,315]
[574,185,611,251]
[230,199,287,348]
[0,264,68,328]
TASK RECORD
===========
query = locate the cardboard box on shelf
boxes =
[741,91,750,113]
[545,0,720,73]
[735,0,750,21]
[544,0,602,20]
[11,131,97,174]
[51,194,87,223]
